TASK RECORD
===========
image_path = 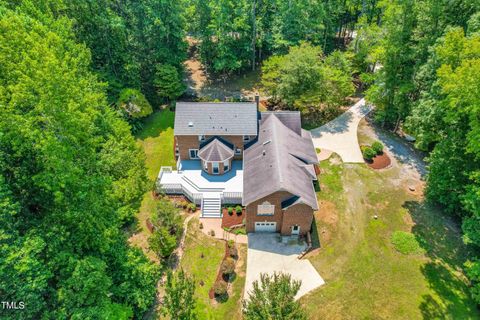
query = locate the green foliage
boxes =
[261,43,354,124]
[163,269,197,320]
[371,141,384,154]
[0,7,156,318]
[235,205,243,214]
[221,257,236,276]
[213,279,228,296]
[391,231,424,255]
[117,88,153,119]
[149,199,183,259]
[362,146,376,160]
[154,64,185,101]
[228,207,234,215]
[243,272,306,320]
[315,147,321,154]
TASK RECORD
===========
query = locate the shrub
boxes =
[228,207,234,215]
[391,231,424,255]
[213,280,228,296]
[148,227,178,258]
[372,141,384,154]
[362,146,376,160]
[233,228,247,235]
[227,240,235,248]
[228,246,238,259]
[315,147,321,154]
[210,229,215,237]
[199,222,203,230]
[188,203,197,212]
[221,257,236,276]
[235,205,243,214]
[180,200,189,209]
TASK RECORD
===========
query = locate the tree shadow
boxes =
[310,110,354,136]
[135,108,174,140]
[403,201,479,318]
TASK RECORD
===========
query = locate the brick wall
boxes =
[176,135,250,160]
[245,191,314,236]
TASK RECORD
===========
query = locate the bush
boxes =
[148,227,178,258]
[188,203,197,212]
[228,207,234,215]
[228,246,238,259]
[180,200,189,209]
[199,222,203,229]
[221,257,236,276]
[213,280,228,296]
[372,141,384,154]
[233,228,246,235]
[117,88,153,119]
[315,147,321,154]
[210,230,215,237]
[391,231,424,255]
[227,240,235,248]
[362,146,376,160]
[235,205,243,214]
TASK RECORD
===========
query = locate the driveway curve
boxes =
[310,98,372,163]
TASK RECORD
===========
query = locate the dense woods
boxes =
[1,0,480,318]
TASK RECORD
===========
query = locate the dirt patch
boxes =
[403,179,426,197]
[367,152,392,169]
[222,208,245,228]
[316,201,338,226]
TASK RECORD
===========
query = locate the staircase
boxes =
[201,195,222,218]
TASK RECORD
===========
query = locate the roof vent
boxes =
[188,121,194,127]
[262,150,266,156]
[263,140,271,145]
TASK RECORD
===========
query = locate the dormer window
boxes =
[243,135,250,142]
[199,135,205,142]
[188,121,194,127]
[235,148,242,155]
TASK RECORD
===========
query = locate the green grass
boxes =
[391,231,425,255]
[135,108,176,182]
[180,219,246,320]
[303,157,478,319]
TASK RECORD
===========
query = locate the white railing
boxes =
[158,166,173,182]
[221,192,243,204]
[159,182,203,205]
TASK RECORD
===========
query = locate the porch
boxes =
[157,160,243,217]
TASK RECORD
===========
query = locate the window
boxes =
[212,162,219,174]
[257,201,275,216]
[198,135,205,141]
[223,160,229,172]
[203,161,208,170]
[243,135,250,142]
[235,148,242,155]
[189,149,199,159]
[175,148,179,155]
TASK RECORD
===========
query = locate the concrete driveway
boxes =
[310,98,372,163]
[244,234,325,300]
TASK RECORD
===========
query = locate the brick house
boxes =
[159,101,319,236]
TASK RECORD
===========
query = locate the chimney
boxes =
[254,92,260,110]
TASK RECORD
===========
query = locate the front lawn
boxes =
[302,156,478,319]
[180,218,246,319]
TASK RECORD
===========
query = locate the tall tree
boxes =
[163,269,197,320]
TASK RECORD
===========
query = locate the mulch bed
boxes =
[367,152,391,169]
[221,208,245,228]
[208,241,233,300]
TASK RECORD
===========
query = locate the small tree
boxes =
[154,64,185,101]
[148,227,177,258]
[213,280,228,297]
[243,272,307,320]
[163,269,197,320]
[221,257,236,276]
[117,88,153,119]
[372,141,384,154]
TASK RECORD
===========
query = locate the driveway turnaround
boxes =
[310,98,372,163]
[245,233,325,300]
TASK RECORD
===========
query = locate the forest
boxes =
[0,0,479,319]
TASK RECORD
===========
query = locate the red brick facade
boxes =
[175,135,253,161]
[245,191,314,236]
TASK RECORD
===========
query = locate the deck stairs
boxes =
[201,194,222,218]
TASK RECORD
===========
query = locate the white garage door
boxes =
[255,222,277,232]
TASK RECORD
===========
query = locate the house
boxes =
[158,100,319,236]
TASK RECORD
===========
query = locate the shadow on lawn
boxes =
[135,108,174,140]
[404,201,479,318]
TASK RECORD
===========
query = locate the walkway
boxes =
[310,98,372,163]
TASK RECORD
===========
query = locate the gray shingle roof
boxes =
[260,111,302,135]
[174,102,258,136]
[198,138,234,162]
[243,113,319,210]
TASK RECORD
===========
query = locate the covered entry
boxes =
[254,221,276,232]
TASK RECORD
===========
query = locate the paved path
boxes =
[310,99,372,163]
[244,234,324,300]
[199,216,248,244]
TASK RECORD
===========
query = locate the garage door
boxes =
[255,222,276,232]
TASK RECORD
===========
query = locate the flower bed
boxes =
[222,206,245,228]
[208,240,238,301]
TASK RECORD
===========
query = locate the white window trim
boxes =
[199,135,206,142]
[257,201,275,216]
[223,160,230,172]
[189,149,199,159]
[212,162,220,174]
[235,148,242,155]
[243,135,250,142]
